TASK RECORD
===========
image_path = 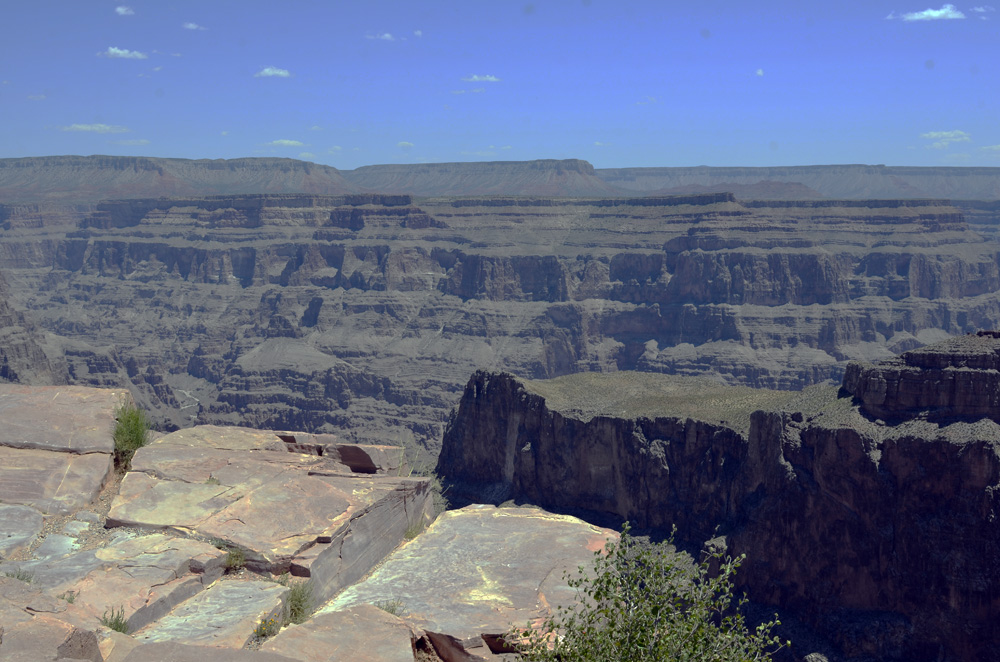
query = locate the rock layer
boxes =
[437,339,1000,661]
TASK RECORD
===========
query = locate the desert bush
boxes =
[285,581,314,624]
[2,567,33,583]
[253,615,280,639]
[506,524,786,662]
[112,399,151,471]
[374,598,405,616]
[100,605,130,634]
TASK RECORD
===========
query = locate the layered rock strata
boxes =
[1,193,998,457]
[438,337,1000,661]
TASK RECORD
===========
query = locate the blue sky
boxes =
[2,1,998,169]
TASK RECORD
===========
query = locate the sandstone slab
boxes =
[0,384,123,454]
[320,505,613,644]
[134,580,288,648]
[0,503,43,557]
[108,425,433,603]
[263,604,418,662]
[121,642,298,662]
[0,613,102,661]
[0,446,111,515]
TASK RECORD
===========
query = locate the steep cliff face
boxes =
[0,270,63,384]
[438,342,1000,661]
[1,192,999,452]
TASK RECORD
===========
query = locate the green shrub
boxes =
[374,598,405,616]
[224,546,245,571]
[100,605,130,634]
[112,399,151,471]
[285,581,314,624]
[3,567,34,583]
[506,524,786,662]
[59,590,77,603]
[404,519,425,540]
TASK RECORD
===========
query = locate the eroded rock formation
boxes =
[438,336,1000,661]
[2,191,999,457]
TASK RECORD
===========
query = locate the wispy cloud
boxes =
[299,152,317,160]
[328,146,343,153]
[267,139,304,146]
[115,6,134,16]
[594,141,610,146]
[920,129,971,148]
[367,33,395,41]
[971,5,996,17]
[60,123,130,134]
[27,94,46,101]
[889,3,966,20]
[100,46,147,60]
[183,22,207,30]
[398,141,414,149]
[462,74,501,82]
[255,66,290,78]
[414,30,423,37]
[635,96,657,106]
[112,139,150,145]
[309,125,323,131]
[981,144,1000,151]
[756,68,765,76]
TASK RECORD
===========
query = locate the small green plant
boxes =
[205,475,221,485]
[112,399,151,471]
[374,598,405,616]
[404,519,426,540]
[100,605,130,634]
[2,567,34,583]
[224,546,245,571]
[58,590,77,603]
[275,571,291,586]
[506,523,787,662]
[253,614,281,639]
[285,581,314,624]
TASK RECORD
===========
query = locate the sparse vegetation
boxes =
[58,590,77,603]
[210,538,246,571]
[506,524,786,662]
[205,475,221,485]
[252,614,281,640]
[112,398,151,471]
[374,598,406,616]
[284,580,314,624]
[2,567,34,583]
[100,605,130,634]
[404,519,426,540]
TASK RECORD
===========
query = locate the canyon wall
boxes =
[437,335,1000,661]
[2,193,1000,455]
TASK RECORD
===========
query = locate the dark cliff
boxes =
[438,338,1000,661]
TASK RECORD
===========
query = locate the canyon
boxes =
[1,157,1000,460]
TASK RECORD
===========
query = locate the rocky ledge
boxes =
[437,335,1000,662]
[843,330,1000,421]
[0,385,612,661]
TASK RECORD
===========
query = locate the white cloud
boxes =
[981,144,1000,151]
[897,4,966,20]
[635,96,657,106]
[462,74,501,82]
[27,94,46,101]
[113,139,150,145]
[115,6,134,16]
[328,146,343,153]
[101,46,148,60]
[398,141,414,149]
[920,129,971,148]
[414,30,423,37]
[756,68,765,76]
[451,90,466,95]
[268,139,304,146]
[309,125,323,131]
[299,152,317,159]
[255,66,290,78]
[221,131,229,136]
[367,33,395,41]
[594,141,610,146]
[183,22,207,30]
[501,145,512,150]
[60,123,130,134]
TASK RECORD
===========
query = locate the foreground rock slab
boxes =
[263,604,419,662]
[0,384,123,454]
[320,504,614,654]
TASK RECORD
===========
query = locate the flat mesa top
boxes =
[521,371,823,434]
